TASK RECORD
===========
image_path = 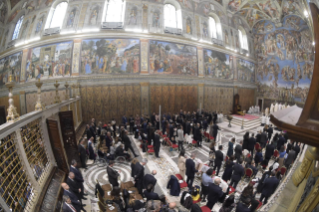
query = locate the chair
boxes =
[280,166,287,176]
[201,206,211,212]
[192,140,198,147]
[166,138,178,151]
[225,155,229,161]
[98,201,107,212]
[228,186,236,194]
[243,168,253,181]
[255,142,261,151]
[256,200,263,209]
[97,179,112,192]
[273,149,279,159]
[175,174,188,188]
[246,153,251,158]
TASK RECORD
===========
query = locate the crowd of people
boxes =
[60,109,303,212]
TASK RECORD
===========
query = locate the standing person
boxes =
[267,124,273,141]
[242,132,249,151]
[206,178,224,210]
[219,195,235,212]
[240,182,259,211]
[235,198,251,212]
[260,130,268,149]
[70,160,87,199]
[193,123,202,147]
[212,122,220,142]
[186,153,198,190]
[177,126,184,151]
[123,130,139,158]
[294,142,301,160]
[134,159,147,194]
[234,141,243,161]
[259,171,279,204]
[286,140,293,154]
[255,166,273,197]
[78,139,87,169]
[61,183,86,212]
[278,146,286,169]
[214,145,224,176]
[265,141,275,162]
[229,160,244,189]
[284,146,296,169]
[66,172,84,202]
[178,150,186,180]
[62,195,79,212]
[200,168,214,202]
[89,123,96,143]
[277,134,285,150]
[227,138,235,157]
[129,115,135,133]
[248,133,256,158]
[154,131,161,158]
[107,161,120,188]
[222,156,234,182]
[88,137,96,162]
[143,170,157,189]
[254,148,263,165]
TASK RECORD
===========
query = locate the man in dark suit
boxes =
[256,131,261,145]
[61,183,86,212]
[154,131,161,158]
[78,140,87,169]
[284,146,296,169]
[214,145,224,176]
[286,140,293,154]
[206,178,224,210]
[134,159,146,194]
[227,138,235,157]
[193,123,202,147]
[212,123,220,141]
[66,172,85,202]
[85,124,91,141]
[265,142,275,162]
[107,161,120,187]
[260,171,279,204]
[294,143,301,160]
[234,141,243,161]
[229,160,244,189]
[70,160,87,198]
[123,130,138,157]
[62,195,79,212]
[277,134,285,150]
[143,170,157,189]
[89,123,96,143]
[248,133,256,157]
[235,198,251,212]
[186,153,198,190]
[122,115,127,128]
[144,184,160,201]
[267,125,273,141]
[260,131,268,149]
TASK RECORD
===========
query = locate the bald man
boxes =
[66,172,86,202]
[206,178,224,210]
[61,183,86,212]
[143,170,157,189]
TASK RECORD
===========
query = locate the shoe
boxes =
[201,199,206,202]
[83,193,88,196]
[135,155,139,157]
[82,197,87,200]
[81,209,87,212]
[82,204,86,207]
[156,156,161,158]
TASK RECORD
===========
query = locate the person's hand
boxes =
[118,170,121,173]
[79,189,81,192]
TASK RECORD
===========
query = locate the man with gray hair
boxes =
[62,195,78,212]
[186,153,198,190]
[146,200,162,212]
[134,158,147,194]
[206,177,224,210]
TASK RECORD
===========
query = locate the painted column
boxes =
[142,4,148,31]
[19,91,27,115]
[140,82,150,116]
[140,39,149,74]
[72,39,81,76]
[20,49,28,83]
[78,3,89,29]
[197,47,204,78]
[198,84,204,111]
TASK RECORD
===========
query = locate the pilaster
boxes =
[19,91,26,115]
[140,82,150,115]
[197,47,204,78]
[140,39,149,74]
[72,40,82,76]
[198,83,204,111]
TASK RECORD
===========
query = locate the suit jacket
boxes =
[231,163,244,182]
[122,116,127,125]
[248,137,256,150]
[86,129,92,140]
[107,166,119,186]
[186,158,198,177]
[143,190,160,201]
[227,142,234,157]
[256,133,261,144]
[267,127,273,135]
[63,202,79,212]
[134,162,144,181]
[78,144,86,160]
[212,125,220,137]
[143,174,157,189]
[294,145,300,160]
[265,144,275,159]
[154,134,160,149]
[63,190,81,212]
[167,175,180,196]
[193,127,201,141]
[287,143,293,153]
[70,166,84,183]
[66,178,81,197]
[235,202,250,212]
[262,176,279,197]
[215,150,224,166]
[285,150,295,166]
[234,144,242,158]
[207,183,224,204]
[88,141,95,160]
[277,136,285,150]
[254,152,263,164]
[123,134,131,147]
[260,132,268,146]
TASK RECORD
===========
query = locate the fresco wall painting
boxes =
[204,49,233,79]
[25,41,73,82]
[237,58,255,82]
[80,39,140,75]
[149,40,197,76]
[254,15,313,103]
[0,52,22,86]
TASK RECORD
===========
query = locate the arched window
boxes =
[209,15,222,40]
[238,28,249,50]
[103,0,126,23]
[12,16,24,40]
[164,1,182,29]
[46,2,68,29]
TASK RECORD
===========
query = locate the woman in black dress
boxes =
[222,156,234,182]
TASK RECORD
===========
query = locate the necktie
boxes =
[68,203,76,212]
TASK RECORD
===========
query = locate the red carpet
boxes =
[232,114,259,120]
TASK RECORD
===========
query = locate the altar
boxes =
[218,114,261,133]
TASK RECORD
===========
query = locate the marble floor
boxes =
[79,118,300,212]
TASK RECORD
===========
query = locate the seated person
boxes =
[128,193,145,211]
[111,187,125,211]
[171,137,176,145]
[236,104,244,116]
[115,144,131,161]
[191,186,200,202]
[144,184,160,201]
[98,147,114,162]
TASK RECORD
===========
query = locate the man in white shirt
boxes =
[62,195,78,212]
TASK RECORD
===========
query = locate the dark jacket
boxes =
[143,174,157,189]
[227,142,234,157]
[234,144,242,160]
[154,134,161,150]
[256,133,261,144]
[231,163,244,182]
[193,127,201,141]
[248,137,256,150]
[123,134,132,147]
[134,162,144,181]
[186,158,198,177]
[215,150,224,166]
[88,141,95,160]
[257,170,272,192]
[277,136,285,150]
[207,183,224,205]
[267,127,273,138]
[63,190,81,212]
[260,132,268,146]
[265,144,275,159]
[285,150,296,167]
[235,202,250,212]
[143,190,160,201]
[78,144,87,163]
[70,166,84,183]
[66,178,81,200]
[294,144,300,160]
[63,202,80,212]
[107,166,119,186]
[254,152,263,164]
[262,176,279,197]
[212,124,220,137]
[167,175,180,196]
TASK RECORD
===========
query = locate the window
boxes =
[104,0,126,23]
[164,2,182,29]
[238,28,248,50]
[46,2,68,29]
[209,17,216,39]
[12,16,24,40]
